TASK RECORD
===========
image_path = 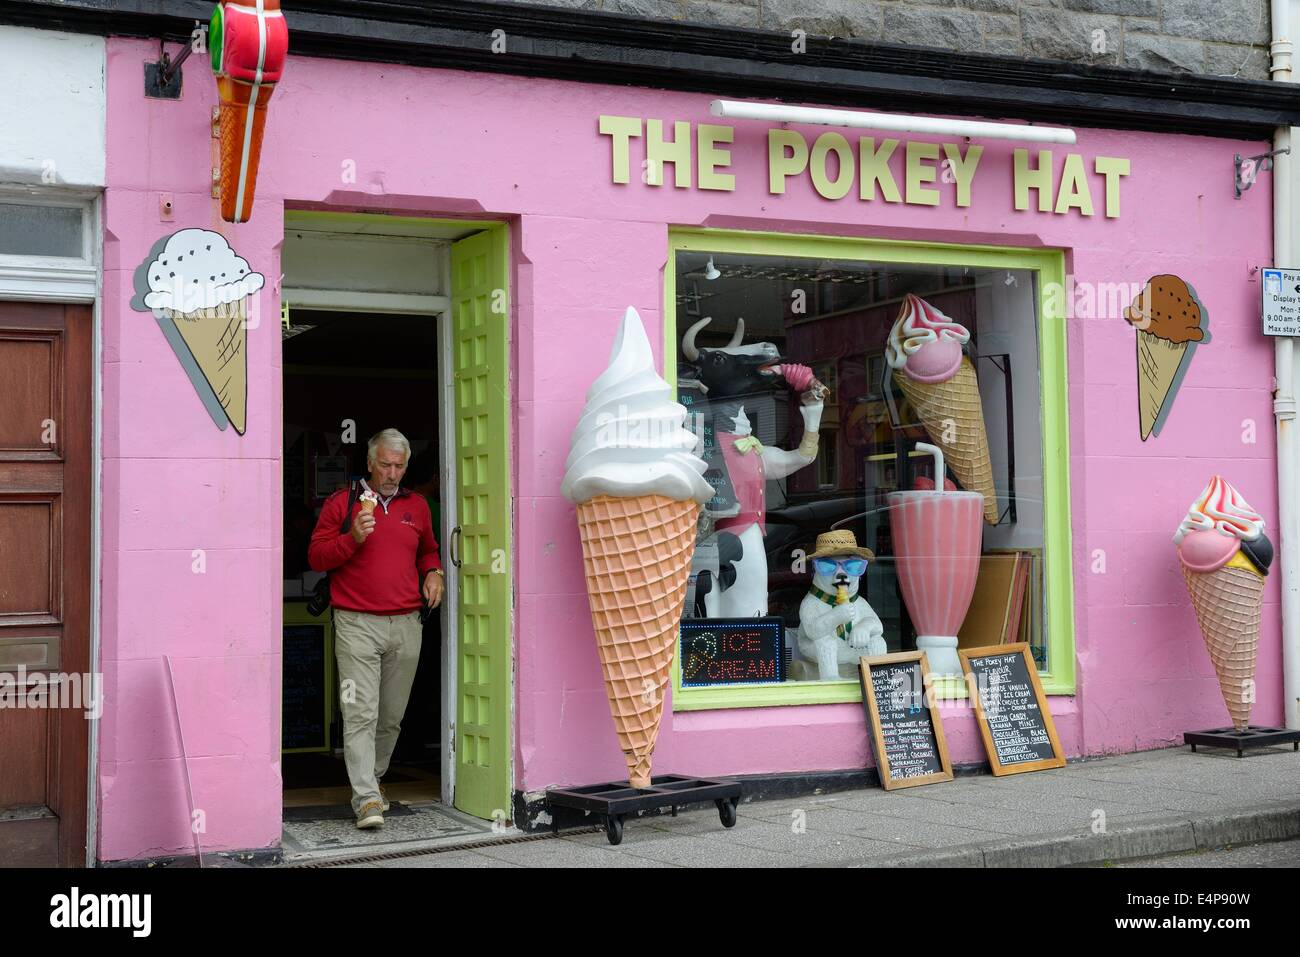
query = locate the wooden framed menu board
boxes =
[858,652,953,791]
[960,643,1066,776]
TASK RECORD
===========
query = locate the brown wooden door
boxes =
[0,301,91,868]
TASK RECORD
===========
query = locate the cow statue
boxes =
[682,316,827,619]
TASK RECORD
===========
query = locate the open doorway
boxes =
[275,213,515,857]
[280,308,444,811]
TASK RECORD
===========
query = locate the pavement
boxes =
[315,743,1300,868]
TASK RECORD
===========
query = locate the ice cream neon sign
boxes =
[598,115,1130,218]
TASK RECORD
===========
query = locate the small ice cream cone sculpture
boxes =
[209,0,289,223]
[142,228,263,434]
[1123,276,1206,440]
[561,307,715,788]
[1174,476,1273,730]
[886,294,998,524]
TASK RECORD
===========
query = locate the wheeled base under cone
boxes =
[1184,726,1300,758]
[545,775,742,846]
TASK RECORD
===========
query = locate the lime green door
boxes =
[449,226,513,821]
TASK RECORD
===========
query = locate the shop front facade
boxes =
[3,3,1298,865]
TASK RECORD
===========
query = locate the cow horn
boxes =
[728,317,745,348]
[682,315,712,361]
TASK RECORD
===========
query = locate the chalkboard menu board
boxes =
[960,643,1065,775]
[282,611,333,753]
[858,652,953,791]
[680,617,784,687]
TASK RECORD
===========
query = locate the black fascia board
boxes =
[0,0,1293,140]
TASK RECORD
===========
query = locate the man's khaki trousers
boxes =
[332,608,423,815]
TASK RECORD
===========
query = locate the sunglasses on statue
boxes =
[813,558,868,577]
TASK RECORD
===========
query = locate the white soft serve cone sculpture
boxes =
[561,307,714,788]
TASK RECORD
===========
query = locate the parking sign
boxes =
[1262,268,1300,336]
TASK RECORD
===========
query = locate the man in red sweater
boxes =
[309,428,443,829]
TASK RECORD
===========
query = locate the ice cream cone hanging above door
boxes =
[209,0,289,223]
[131,228,264,434]
[1122,275,1209,441]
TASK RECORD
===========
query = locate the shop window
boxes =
[668,230,1074,710]
[0,202,84,258]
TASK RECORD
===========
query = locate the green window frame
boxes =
[664,227,1075,711]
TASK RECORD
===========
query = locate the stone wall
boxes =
[507,0,1274,81]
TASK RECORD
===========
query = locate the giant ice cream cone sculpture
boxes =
[209,0,289,223]
[561,307,715,787]
[887,294,998,524]
[142,228,263,434]
[1174,476,1273,730]
[1123,275,1206,441]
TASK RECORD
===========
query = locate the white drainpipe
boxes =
[1271,0,1299,730]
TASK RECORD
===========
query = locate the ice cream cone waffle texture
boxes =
[894,358,998,524]
[1182,563,1263,730]
[576,494,699,787]
[217,77,271,224]
[1135,331,1189,441]
[166,301,248,434]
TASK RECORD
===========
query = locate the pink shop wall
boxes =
[100,36,1277,858]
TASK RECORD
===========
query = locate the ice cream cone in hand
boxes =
[887,294,998,524]
[359,490,379,514]
[1174,476,1273,730]
[562,307,714,788]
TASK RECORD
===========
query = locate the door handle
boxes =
[450,525,463,568]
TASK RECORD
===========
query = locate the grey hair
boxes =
[367,428,411,465]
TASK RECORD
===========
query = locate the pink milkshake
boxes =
[887,443,983,674]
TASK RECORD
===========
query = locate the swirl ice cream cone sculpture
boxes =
[209,1,289,223]
[1174,476,1273,730]
[887,295,998,524]
[562,307,714,788]
[142,229,263,434]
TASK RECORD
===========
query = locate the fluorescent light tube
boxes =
[709,99,1078,145]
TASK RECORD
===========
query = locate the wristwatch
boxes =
[429,568,445,578]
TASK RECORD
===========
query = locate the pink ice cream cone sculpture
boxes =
[886,294,999,524]
[888,443,983,675]
[1174,476,1273,731]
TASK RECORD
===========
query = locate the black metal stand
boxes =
[545,775,742,846]
[1184,726,1300,758]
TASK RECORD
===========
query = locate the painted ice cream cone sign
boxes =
[1174,477,1273,730]
[209,0,289,223]
[886,294,998,524]
[562,307,714,788]
[1123,275,1207,441]
[134,228,264,434]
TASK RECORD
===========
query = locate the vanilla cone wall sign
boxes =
[562,307,715,788]
[131,228,264,434]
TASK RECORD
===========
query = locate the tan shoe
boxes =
[356,801,384,830]
[379,785,390,812]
